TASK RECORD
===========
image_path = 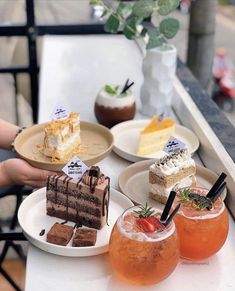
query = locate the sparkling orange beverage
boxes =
[174,187,229,260]
[109,206,179,285]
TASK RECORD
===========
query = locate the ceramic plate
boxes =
[111,120,199,163]
[119,159,226,210]
[14,121,114,171]
[18,187,133,257]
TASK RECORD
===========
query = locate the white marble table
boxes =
[25,35,235,291]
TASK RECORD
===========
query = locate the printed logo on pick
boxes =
[163,136,186,154]
[51,103,69,120]
[62,156,89,180]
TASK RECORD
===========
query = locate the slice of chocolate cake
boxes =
[46,166,110,230]
[47,223,73,246]
[72,228,97,247]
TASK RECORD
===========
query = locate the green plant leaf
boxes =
[158,0,181,16]
[117,2,132,19]
[123,16,143,40]
[146,27,166,49]
[133,0,154,18]
[90,0,101,6]
[123,21,136,40]
[104,85,117,95]
[104,13,120,33]
[160,18,179,39]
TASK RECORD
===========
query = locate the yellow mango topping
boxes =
[141,115,176,134]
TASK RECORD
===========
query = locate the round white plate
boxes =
[111,119,199,163]
[18,187,133,257]
[119,159,226,210]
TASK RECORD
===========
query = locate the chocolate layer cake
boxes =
[46,166,110,230]
[72,228,97,247]
[47,223,73,246]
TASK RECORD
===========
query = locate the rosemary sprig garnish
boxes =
[178,188,191,203]
[178,188,212,211]
[133,203,155,218]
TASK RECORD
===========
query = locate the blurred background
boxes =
[0,0,235,127]
[0,1,235,289]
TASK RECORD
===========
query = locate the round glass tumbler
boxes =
[174,187,229,261]
[109,206,179,285]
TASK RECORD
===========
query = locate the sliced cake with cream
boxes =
[137,115,176,157]
[43,112,81,160]
[46,166,110,230]
[149,149,196,204]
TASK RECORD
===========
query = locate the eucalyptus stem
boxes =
[90,0,181,49]
[99,1,141,38]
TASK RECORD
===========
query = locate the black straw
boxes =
[164,204,181,227]
[206,172,227,199]
[122,78,129,91]
[121,78,129,94]
[160,191,176,223]
[121,79,134,94]
[211,181,226,203]
[123,82,134,93]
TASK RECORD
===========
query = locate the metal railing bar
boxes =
[0,67,33,74]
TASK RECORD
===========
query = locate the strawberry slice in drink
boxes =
[136,216,165,233]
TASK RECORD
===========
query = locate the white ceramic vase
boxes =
[140,44,177,117]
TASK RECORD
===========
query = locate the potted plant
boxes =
[90,0,181,116]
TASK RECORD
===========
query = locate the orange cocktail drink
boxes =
[174,187,229,260]
[109,206,179,285]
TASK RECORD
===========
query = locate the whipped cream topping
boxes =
[96,86,135,108]
[43,130,81,157]
[150,149,195,177]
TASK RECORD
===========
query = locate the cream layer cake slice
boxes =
[43,112,81,160]
[137,115,176,156]
[149,149,196,204]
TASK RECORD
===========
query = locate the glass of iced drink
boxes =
[109,205,179,285]
[174,187,229,260]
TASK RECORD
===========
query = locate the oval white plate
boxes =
[18,187,133,257]
[111,120,199,163]
[119,159,226,210]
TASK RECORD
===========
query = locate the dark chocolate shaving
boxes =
[89,166,100,178]
[157,149,187,166]
[189,193,213,210]
[80,166,103,193]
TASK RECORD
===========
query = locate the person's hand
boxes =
[1,158,58,187]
